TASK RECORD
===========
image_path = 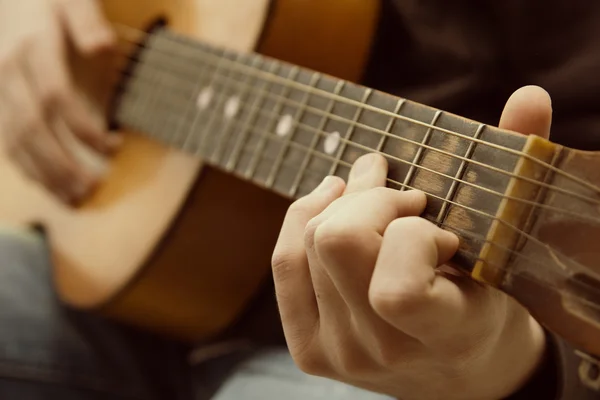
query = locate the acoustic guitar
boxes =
[2,0,600,386]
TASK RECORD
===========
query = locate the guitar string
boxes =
[438,224,600,309]
[113,38,600,206]
[113,24,600,197]
[111,44,600,208]
[113,35,600,300]
[181,132,600,304]
[239,128,600,303]
[112,30,600,310]
[115,67,600,306]
[118,76,598,291]
[114,56,600,226]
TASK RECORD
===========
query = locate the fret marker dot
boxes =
[224,96,240,118]
[324,131,341,155]
[196,87,214,110]
[276,114,293,137]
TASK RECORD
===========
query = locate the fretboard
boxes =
[113,28,529,273]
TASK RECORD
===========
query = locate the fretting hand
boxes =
[272,86,552,400]
[0,0,118,204]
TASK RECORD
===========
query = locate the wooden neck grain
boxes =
[113,28,532,274]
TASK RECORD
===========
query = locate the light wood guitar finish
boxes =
[0,0,380,341]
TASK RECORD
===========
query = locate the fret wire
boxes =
[328,88,373,176]
[165,43,215,146]
[265,72,322,189]
[122,74,600,224]
[128,63,156,136]
[194,52,250,158]
[124,59,536,199]
[228,102,600,223]
[244,65,299,179]
[181,97,598,254]
[181,49,228,152]
[289,80,346,197]
[225,60,279,171]
[118,36,600,196]
[402,110,442,191]
[436,123,487,225]
[134,62,170,139]
[120,54,600,206]
[198,107,600,294]
[121,74,147,132]
[209,55,263,164]
[376,99,406,152]
[281,149,582,261]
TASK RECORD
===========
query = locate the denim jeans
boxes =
[0,226,391,400]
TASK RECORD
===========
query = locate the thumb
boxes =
[498,85,553,139]
[57,0,116,56]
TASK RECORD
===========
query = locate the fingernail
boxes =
[351,154,376,177]
[314,176,339,193]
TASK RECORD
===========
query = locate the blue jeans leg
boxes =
[0,226,393,400]
[0,227,192,400]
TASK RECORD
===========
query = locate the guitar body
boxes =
[0,0,380,341]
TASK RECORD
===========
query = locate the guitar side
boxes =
[0,0,380,341]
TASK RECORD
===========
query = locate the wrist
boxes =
[494,315,548,399]
[505,329,558,399]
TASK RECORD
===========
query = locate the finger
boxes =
[314,189,426,315]
[9,150,42,183]
[23,22,115,156]
[7,67,86,203]
[369,217,466,345]
[27,123,90,203]
[343,153,388,195]
[56,0,116,56]
[272,176,346,337]
[499,85,552,139]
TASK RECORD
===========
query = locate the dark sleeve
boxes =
[508,330,600,400]
[365,2,600,399]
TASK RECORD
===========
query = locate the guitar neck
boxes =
[110,26,600,365]
[113,28,532,275]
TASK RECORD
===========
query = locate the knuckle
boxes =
[385,216,429,237]
[370,186,391,198]
[271,249,296,279]
[286,197,312,219]
[303,215,321,248]
[313,221,363,259]
[366,186,395,202]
